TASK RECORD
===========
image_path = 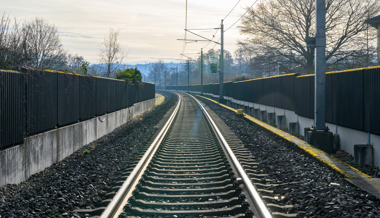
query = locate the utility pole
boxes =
[176,66,178,87]
[314,0,326,130]
[187,59,190,92]
[305,0,332,154]
[201,48,204,95]
[219,20,224,102]
[164,69,167,90]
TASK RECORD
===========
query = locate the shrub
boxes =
[115,68,142,84]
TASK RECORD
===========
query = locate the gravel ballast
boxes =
[197,95,380,217]
[0,92,177,217]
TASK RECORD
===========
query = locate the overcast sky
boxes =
[2,0,255,64]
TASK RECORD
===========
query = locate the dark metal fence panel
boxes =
[112,80,124,112]
[224,82,234,99]
[255,79,266,105]
[110,80,116,112]
[281,74,296,111]
[95,77,109,116]
[211,84,219,95]
[364,68,380,135]
[294,75,314,119]
[128,84,137,107]
[250,80,259,103]
[122,83,129,108]
[24,69,58,135]
[271,76,282,108]
[234,81,243,100]
[115,81,124,110]
[137,83,144,103]
[325,73,337,124]
[57,73,80,126]
[146,83,155,101]
[0,71,24,149]
[238,81,246,101]
[335,71,364,131]
[107,79,117,113]
[79,76,96,121]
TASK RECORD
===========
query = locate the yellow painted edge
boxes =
[234,73,298,83]
[326,65,380,75]
[169,66,380,87]
[297,66,380,78]
[197,95,371,179]
[21,67,138,82]
[0,69,21,74]
[1,68,156,84]
[296,74,314,78]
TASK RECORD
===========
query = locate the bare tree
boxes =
[64,53,88,73]
[22,18,66,69]
[148,60,167,87]
[100,28,124,77]
[0,13,27,69]
[239,0,380,73]
[0,13,86,71]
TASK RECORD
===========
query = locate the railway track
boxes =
[101,93,271,217]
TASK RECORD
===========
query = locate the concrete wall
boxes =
[195,91,380,168]
[0,98,155,187]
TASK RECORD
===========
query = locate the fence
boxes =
[167,66,380,136]
[0,68,155,149]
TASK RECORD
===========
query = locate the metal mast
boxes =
[314,0,326,130]
[219,20,224,101]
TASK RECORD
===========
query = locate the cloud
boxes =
[3,0,252,63]
[59,31,97,39]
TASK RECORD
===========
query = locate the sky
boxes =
[1,0,256,64]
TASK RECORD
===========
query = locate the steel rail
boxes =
[101,94,182,218]
[189,94,272,218]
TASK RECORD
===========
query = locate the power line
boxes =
[186,28,219,31]
[224,0,259,32]
[223,0,241,20]
[202,28,219,50]
[211,36,221,50]
[202,0,241,51]
[181,0,188,56]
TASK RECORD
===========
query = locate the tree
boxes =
[148,60,167,88]
[64,54,88,74]
[23,18,66,69]
[194,49,235,83]
[0,13,27,69]
[115,68,142,84]
[239,0,380,73]
[100,28,124,77]
[0,15,68,70]
[0,13,88,71]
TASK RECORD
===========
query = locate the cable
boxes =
[181,0,188,56]
[202,26,220,50]
[224,0,259,32]
[200,0,239,51]
[211,36,221,50]
[223,0,241,20]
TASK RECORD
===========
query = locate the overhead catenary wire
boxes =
[180,0,189,59]
[224,0,259,32]
[202,0,241,51]
[181,0,257,57]
[201,28,219,50]
[223,0,242,20]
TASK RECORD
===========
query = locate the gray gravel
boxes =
[0,92,177,217]
[197,95,380,217]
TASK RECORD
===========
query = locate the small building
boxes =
[366,15,380,64]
